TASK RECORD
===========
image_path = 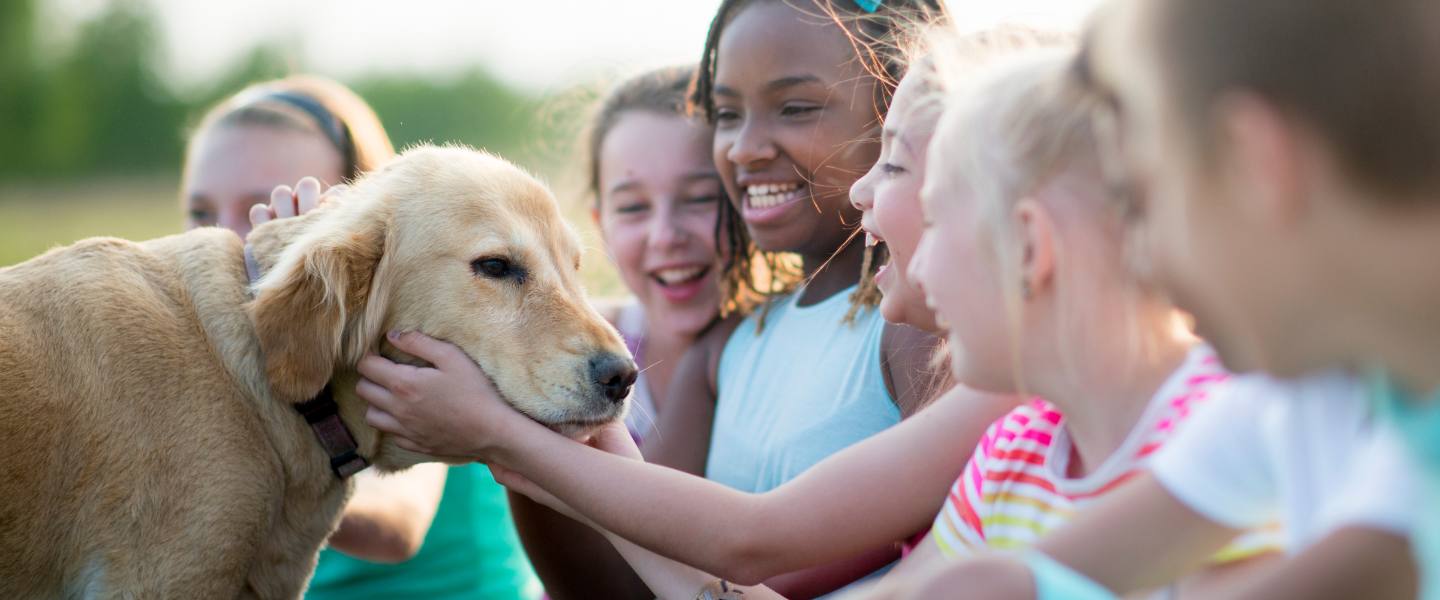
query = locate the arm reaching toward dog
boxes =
[361,330,1015,585]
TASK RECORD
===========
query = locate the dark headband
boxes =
[255,90,359,176]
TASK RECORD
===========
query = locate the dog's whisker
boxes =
[620,359,663,439]
[628,399,659,440]
[635,359,663,377]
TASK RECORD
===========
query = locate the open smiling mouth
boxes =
[746,182,807,209]
[864,229,891,271]
[651,265,710,288]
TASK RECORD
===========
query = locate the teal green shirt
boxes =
[1372,374,1440,600]
[306,464,540,600]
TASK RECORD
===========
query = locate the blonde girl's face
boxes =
[910,125,1016,392]
[596,111,724,338]
[183,124,343,239]
[852,73,940,332]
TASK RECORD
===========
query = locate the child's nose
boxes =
[850,171,875,211]
[727,123,777,166]
[648,207,690,249]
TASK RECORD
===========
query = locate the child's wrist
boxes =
[480,413,550,468]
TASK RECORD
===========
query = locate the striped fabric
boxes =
[933,349,1283,562]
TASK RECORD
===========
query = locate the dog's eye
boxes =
[472,257,523,282]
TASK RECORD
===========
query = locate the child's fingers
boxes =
[364,405,416,440]
[270,185,298,219]
[295,177,322,214]
[387,330,473,374]
[249,203,274,228]
[591,421,643,460]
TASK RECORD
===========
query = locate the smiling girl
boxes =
[353,17,1068,600]
[361,1,971,595]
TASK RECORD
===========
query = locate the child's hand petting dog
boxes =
[251,176,349,226]
[589,419,643,461]
[358,330,543,461]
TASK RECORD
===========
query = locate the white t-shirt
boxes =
[1149,371,1418,551]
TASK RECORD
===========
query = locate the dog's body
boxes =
[0,146,634,598]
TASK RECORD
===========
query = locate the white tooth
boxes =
[657,266,703,284]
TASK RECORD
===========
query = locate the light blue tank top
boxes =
[706,285,899,493]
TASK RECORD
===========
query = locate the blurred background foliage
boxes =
[0,0,618,295]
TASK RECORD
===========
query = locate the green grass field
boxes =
[0,177,627,298]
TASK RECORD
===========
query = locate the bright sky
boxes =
[44,0,1103,94]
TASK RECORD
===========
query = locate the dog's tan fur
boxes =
[0,145,632,599]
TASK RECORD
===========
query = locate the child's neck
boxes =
[1039,317,1197,479]
[1325,197,1440,396]
[795,238,866,307]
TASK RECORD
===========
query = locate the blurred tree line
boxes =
[0,0,553,183]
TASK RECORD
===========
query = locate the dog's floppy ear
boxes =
[250,207,390,404]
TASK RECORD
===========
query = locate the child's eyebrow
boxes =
[607,180,644,195]
[680,171,722,184]
[765,74,823,93]
[712,75,823,99]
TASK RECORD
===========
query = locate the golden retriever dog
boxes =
[0,144,637,598]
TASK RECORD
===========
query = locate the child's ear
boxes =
[1216,92,1306,225]
[250,209,389,405]
[1014,198,1057,298]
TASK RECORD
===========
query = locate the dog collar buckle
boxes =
[295,385,370,479]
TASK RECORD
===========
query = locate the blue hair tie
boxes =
[853,0,881,13]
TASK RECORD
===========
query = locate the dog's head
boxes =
[248,145,636,460]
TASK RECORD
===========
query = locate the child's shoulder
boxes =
[1158,346,1234,419]
[981,399,1065,454]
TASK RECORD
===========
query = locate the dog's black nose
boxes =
[590,353,639,404]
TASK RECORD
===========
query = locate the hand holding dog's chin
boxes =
[358,331,540,463]
[590,421,643,461]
